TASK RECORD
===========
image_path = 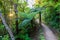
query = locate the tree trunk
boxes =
[39,12,41,26]
[0,13,15,40]
[14,4,19,34]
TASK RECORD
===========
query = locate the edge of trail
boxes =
[42,23,58,40]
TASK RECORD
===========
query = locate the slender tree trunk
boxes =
[39,12,41,26]
[0,13,15,40]
[31,19,34,27]
[14,4,18,34]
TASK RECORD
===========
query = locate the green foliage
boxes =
[18,12,38,28]
[16,33,31,40]
[15,26,31,40]
[18,11,39,40]
[2,35,10,40]
[0,36,2,40]
[0,0,60,40]
[0,24,5,35]
[0,1,2,7]
[0,24,4,29]
[41,2,60,31]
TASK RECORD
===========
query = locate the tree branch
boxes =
[0,13,15,40]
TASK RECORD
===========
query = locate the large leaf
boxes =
[18,12,38,28]
[19,12,38,19]
[19,12,28,19]
[27,12,38,19]
[19,19,30,29]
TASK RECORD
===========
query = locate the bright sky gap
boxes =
[27,0,35,8]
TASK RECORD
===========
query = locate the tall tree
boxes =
[0,13,15,40]
[13,0,19,34]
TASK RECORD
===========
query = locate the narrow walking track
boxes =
[42,23,58,40]
[34,19,58,40]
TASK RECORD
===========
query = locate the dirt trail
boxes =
[42,23,58,40]
[32,19,58,40]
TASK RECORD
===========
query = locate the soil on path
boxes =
[42,23,58,40]
[31,19,58,40]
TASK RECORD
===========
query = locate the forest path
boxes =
[32,19,58,40]
[42,23,58,40]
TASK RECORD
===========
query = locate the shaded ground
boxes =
[42,23,58,40]
[31,19,58,40]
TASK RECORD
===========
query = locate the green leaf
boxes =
[18,12,38,28]
[19,19,30,29]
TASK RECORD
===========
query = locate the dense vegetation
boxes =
[41,0,60,32]
[0,0,60,40]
